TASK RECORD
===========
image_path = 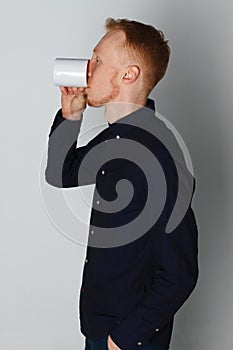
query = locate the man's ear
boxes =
[122,65,140,84]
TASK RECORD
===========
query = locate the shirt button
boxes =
[91,230,94,235]
[85,259,88,263]
[116,134,120,139]
[96,200,100,205]
[155,328,159,332]
[101,170,105,175]
[137,341,142,346]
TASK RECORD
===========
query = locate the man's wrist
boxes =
[62,111,83,121]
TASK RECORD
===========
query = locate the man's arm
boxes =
[45,87,96,188]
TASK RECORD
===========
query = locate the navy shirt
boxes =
[45,99,198,350]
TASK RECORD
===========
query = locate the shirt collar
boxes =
[107,98,156,137]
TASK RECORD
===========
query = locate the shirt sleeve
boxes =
[109,150,199,350]
[45,109,99,188]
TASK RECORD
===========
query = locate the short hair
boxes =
[105,18,170,94]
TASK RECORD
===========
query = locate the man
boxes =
[45,18,198,350]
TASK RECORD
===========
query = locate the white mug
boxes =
[53,58,89,87]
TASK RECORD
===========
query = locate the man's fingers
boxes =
[60,86,85,96]
[67,87,73,94]
[60,86,68,95]
[73,87,85,95]
[73,87,79,96]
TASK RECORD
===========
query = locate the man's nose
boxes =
[87,59,93,79]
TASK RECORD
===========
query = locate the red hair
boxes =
[105,18,170,93]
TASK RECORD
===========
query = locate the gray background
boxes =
[1,0,233,349]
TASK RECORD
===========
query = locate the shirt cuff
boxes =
[48,108,83,137]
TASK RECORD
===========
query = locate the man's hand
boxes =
[60,86,86,121]
[107,335,121,350]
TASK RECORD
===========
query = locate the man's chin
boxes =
[86,97,104,108]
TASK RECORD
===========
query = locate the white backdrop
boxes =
[1,0,233,349]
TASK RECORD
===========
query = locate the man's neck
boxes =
[104,96,147,124]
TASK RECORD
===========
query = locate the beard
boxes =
[86,73,120,107]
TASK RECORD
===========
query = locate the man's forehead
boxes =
[93,30,125,52]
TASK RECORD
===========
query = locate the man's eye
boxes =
[96,57,101,63]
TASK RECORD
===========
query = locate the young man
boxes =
[46,18,198,350]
